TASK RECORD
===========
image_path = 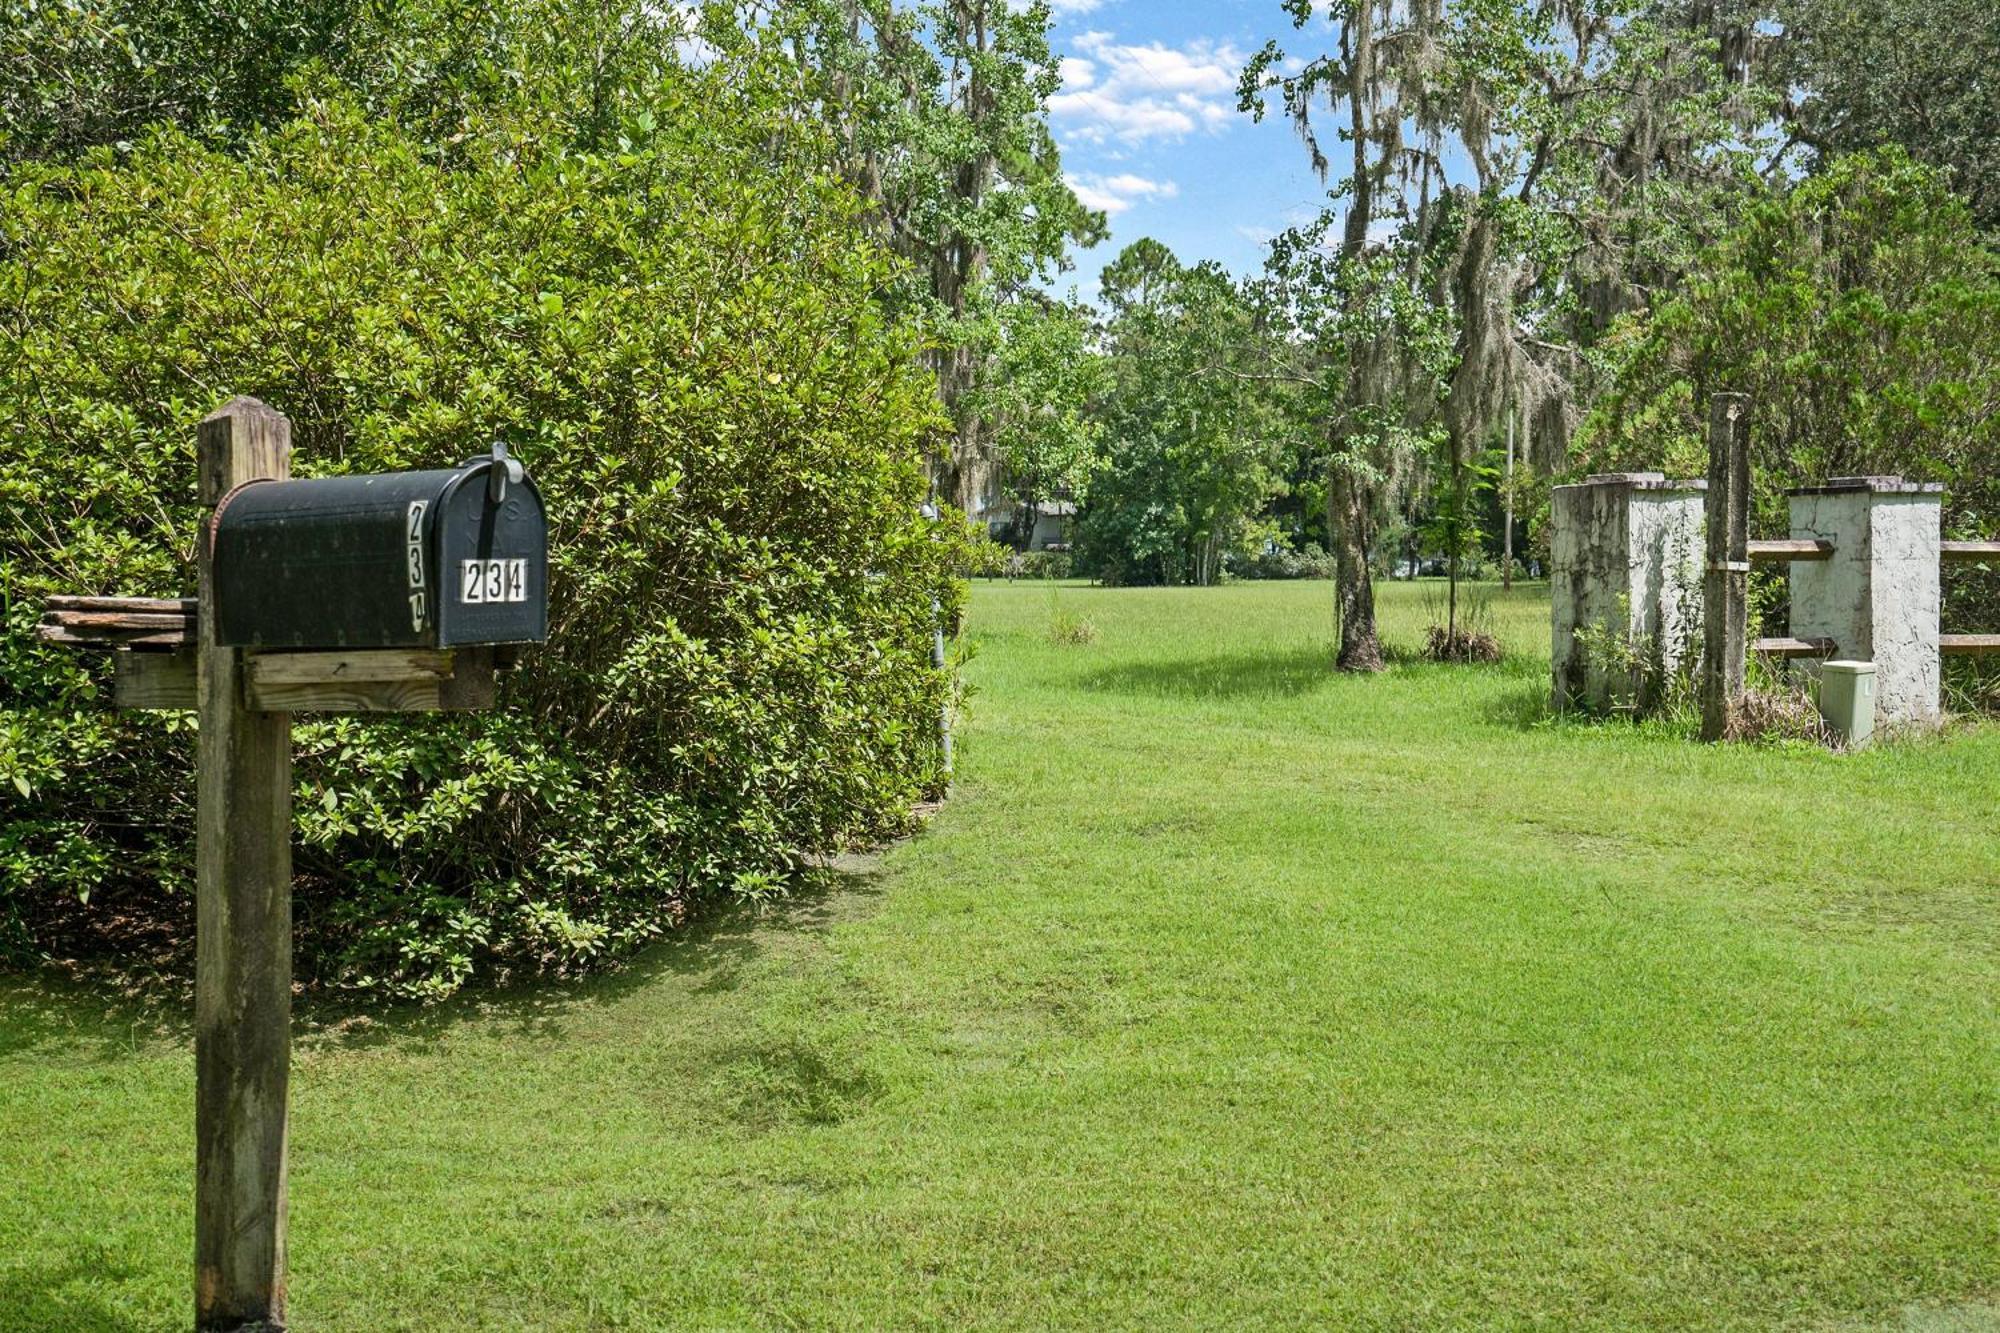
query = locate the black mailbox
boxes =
[213,446,548,649]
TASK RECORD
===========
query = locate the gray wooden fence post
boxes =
[194,396,294,1330]
[1701,392,1751,741]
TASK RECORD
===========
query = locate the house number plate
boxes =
[460,558,529,604]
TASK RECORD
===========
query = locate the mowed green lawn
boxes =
[2,579,1996,1330]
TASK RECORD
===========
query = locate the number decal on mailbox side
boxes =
[460,558,529,605]
[405,501,429,632]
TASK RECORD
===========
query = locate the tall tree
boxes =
[1767,0,2000,229]
[1243,0,1765,667]
[1253,222,1449,665]
[1241,1,1435,668]
[782,0,1103,515]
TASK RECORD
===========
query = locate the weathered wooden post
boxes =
[195,397,294,1330]
[1701,392,1751,741]
[35,397,547,1330]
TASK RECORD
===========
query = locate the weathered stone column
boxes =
[1550,473,1707,712]
[1788,476,1942,731]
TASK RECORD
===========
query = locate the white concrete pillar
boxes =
[1550,473,1707,711]
[1788,477,1942,730]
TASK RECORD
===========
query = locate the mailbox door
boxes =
[432,466,548,647]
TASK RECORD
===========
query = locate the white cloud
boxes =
[1047,0,1108,13]
[1069,172,1179,217]
[1051,31,1245,145]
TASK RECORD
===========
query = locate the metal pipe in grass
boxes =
[921,501,953,784]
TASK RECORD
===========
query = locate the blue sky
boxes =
[1044,0,1331,302]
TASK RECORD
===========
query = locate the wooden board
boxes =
[1941,541,2000,562]
[1746,539,1835,562]
[1939,635,2000,655]
[247,649,456,686]
[1751,636,1837,658]
[38,602,196,648]
[44,610,193,631]
[38,622,191,648]
[247,678,449,712]
[111,647,505,711]
[245,648,492,711]
[244,648,490,712]
[47,595,196,614]
[116,649,199,709]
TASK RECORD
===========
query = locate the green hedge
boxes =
[1223,544,1335,581]
[0,97,965,998]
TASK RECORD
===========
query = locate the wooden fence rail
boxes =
[1746,539,1834,562]
[1752,636,1838,658]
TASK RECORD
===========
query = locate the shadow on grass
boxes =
[0,1253,141,1331]
[296,863,888,1053]
[0,973,188,1061]
[1481,678,1559,732]
[1476,676,1713,744]
[0,861,890,1061]
[0,1264,136,1328]
[1079,641,1556,706]
[1079,644,1338,699]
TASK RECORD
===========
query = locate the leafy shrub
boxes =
[964,534,1015,578]
[1566,615,1707,720]
[1224,543,1335,581]
[0,96,965,998]
[1007,550,1073,580]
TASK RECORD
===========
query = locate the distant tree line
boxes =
[976,0,1995,675]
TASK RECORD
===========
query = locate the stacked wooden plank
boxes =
[37,595,195,648]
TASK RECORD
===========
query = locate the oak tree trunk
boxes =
[1330,463,1384,671]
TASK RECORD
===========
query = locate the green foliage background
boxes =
[0,86,964,998]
